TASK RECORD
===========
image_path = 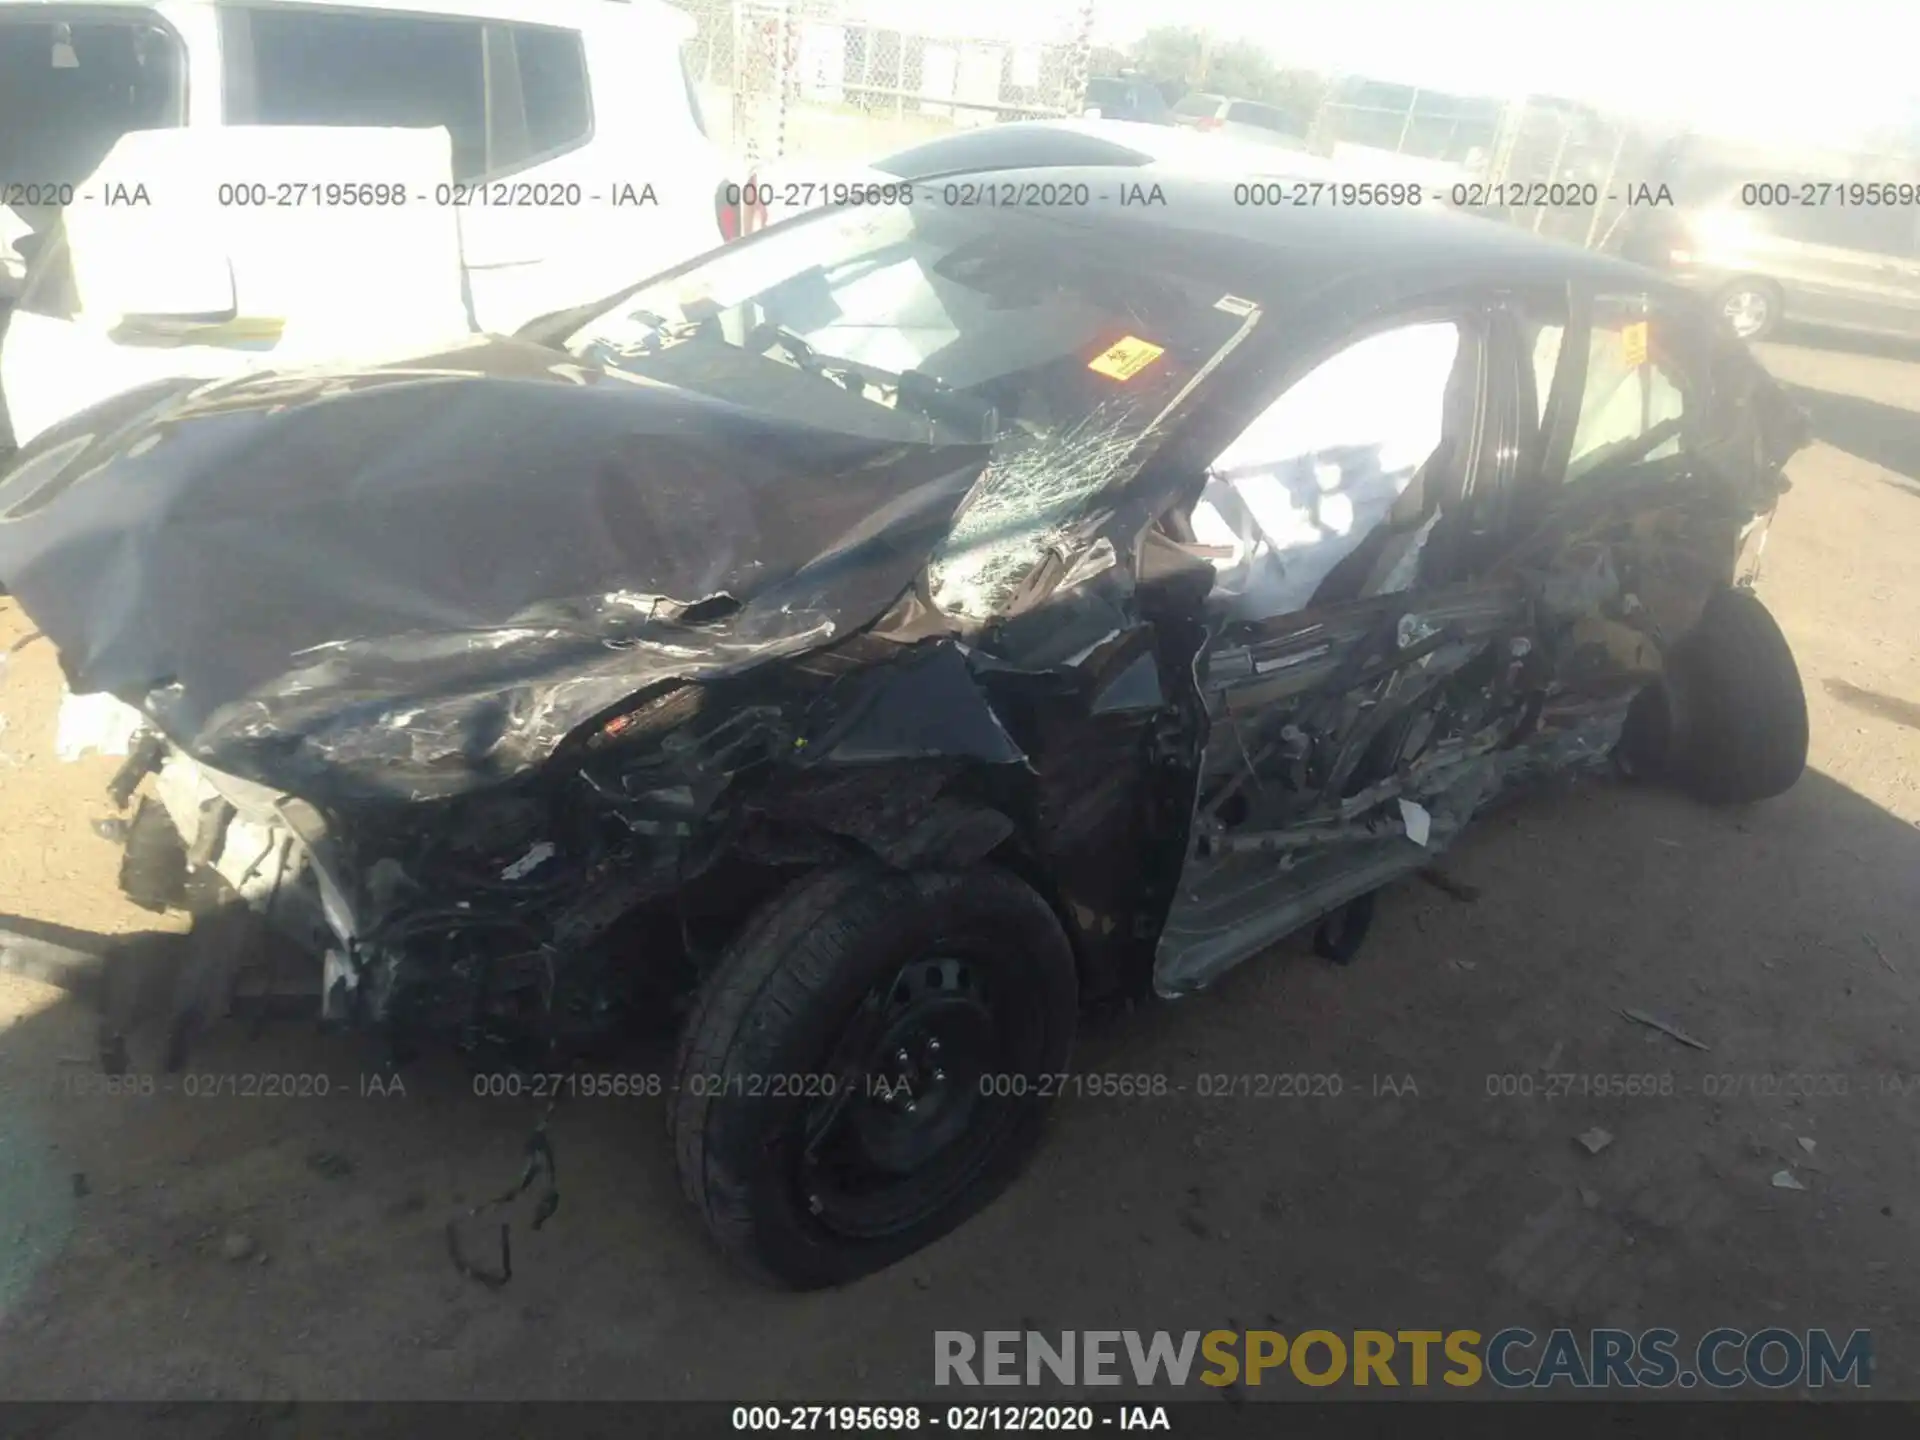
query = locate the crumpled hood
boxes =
[0,337,991,803]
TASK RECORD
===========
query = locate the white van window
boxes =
[221,9,592,181]
[0,15,186,201]
[225,8,490,179]
[507,25,592,158]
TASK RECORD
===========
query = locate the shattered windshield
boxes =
[566,199,1258,618]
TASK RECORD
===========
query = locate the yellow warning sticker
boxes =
[1620,321,1649,367]
[1088,336,1166,381]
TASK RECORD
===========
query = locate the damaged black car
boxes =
[0,168,1812,1289]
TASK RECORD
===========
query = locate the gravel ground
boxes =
[0,329,1916,1402]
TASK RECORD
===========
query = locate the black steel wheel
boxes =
[670,863,1076,1289]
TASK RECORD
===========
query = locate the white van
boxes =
[0,0,736,451]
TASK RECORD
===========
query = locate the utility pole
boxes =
[1196,30,1212,89]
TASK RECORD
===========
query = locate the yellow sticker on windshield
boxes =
[1089,336,1166,381]
[1620,321,1649,367]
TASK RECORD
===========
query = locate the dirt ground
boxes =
[0,329,1917,1402]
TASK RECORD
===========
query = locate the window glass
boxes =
[1191,321,1464,619]
[229,8,488,180]
[509,24,591,159]
[1173,92,1222,118]
[0,18,186,194]
[1128,82,1168,119]
[1533,305,1690,483]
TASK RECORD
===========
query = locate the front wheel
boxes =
[670,864,1077,1289]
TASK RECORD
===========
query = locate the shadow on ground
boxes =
[2,758,1917,1399]
[1782,382,1920,495]
[1824,678,1920,734]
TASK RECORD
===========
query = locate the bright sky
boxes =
[1083,0,1920,145]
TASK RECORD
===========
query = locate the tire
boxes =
[1712,278,1782,342]
[1625,588,1807,804]
[670,863,1077,1289]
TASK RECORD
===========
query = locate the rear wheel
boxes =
[670,864,1077,1289]
[1713,278,1781,342]
[1622,588,1807,803]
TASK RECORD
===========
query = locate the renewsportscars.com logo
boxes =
[934,1328,1873,1390]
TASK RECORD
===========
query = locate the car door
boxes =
[1153,296,1534,994]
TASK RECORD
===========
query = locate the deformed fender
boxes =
[682,639,1036,882]
[867,797,1017,870]
[804,640,1028,768]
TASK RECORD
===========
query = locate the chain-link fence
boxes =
[1306,82,1665,252]
[674,0,1097,168]
[1312,79,1505,176]
[1482,99,1660,249]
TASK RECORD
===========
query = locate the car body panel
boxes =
[0,332,994,803]
[1324,142,1477,190]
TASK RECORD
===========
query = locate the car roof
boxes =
[913,161,1668,298]
[878,118,1340,181]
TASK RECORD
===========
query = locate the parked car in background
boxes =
[0,159,1810,1290]
[1620,136,1920,341]
[1080,73,1173,125]
[1171,92,1313,150]
[0,0,737,455]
